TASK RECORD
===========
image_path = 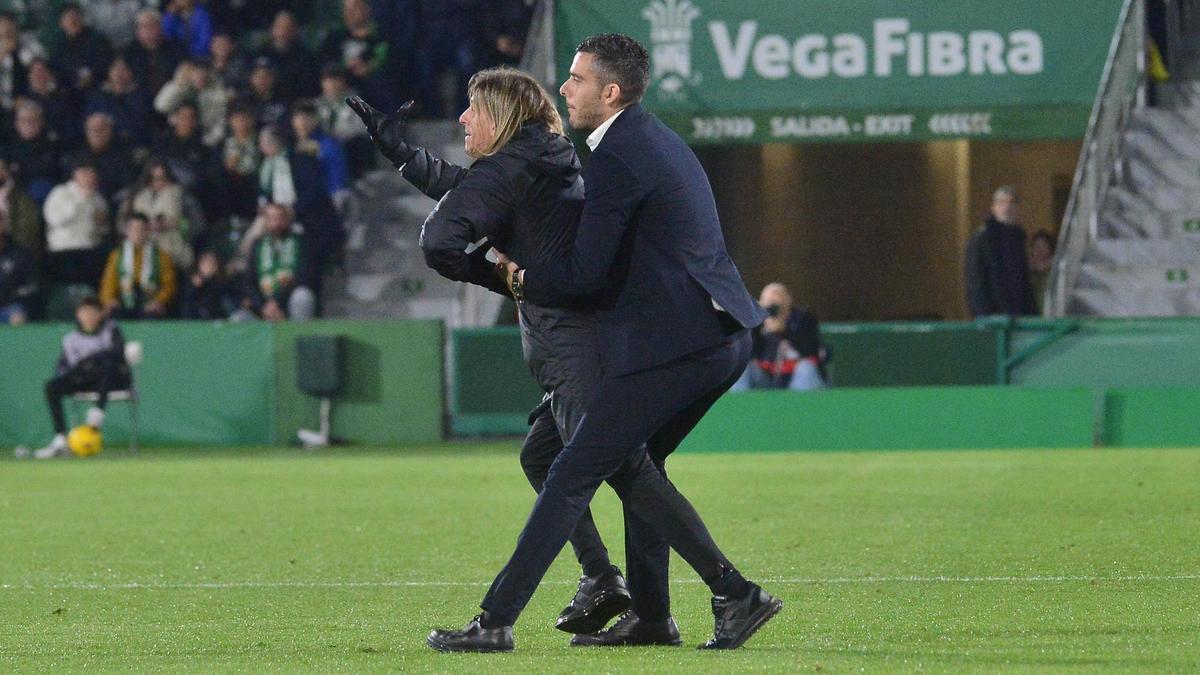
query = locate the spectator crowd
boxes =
[0,0,534,325]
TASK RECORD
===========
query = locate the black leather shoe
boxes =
[554,566,633,634]
[426,615,514,653]
[570,611,683,647]
[697,583,783,650]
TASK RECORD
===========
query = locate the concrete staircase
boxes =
[1067,51,1200,316]
[321,121,504,327]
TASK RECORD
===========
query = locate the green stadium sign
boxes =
[554,0,1127,144]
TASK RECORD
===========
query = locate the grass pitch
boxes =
[1,444,1198,672]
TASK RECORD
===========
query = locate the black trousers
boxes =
[45,357,131,434]
[481,330,752,625]
[518,304,612,577]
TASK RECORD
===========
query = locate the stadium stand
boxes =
[0,0,533,325]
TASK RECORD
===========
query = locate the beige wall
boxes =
[697,139,1080,321]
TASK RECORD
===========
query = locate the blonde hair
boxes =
[466,67,564,158]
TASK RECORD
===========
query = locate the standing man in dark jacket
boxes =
[439,35,780,652]
[964,186,1037,317]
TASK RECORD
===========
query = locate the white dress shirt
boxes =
[585,109,625,151]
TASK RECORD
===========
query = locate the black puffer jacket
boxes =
[407,122,583,296]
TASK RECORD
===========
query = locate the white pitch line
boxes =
[3,574,1199,591]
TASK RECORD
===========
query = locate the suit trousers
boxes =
[480,329,752,625]
[518,303,611,575]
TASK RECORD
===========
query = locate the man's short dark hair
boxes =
[78,295,102,310]
[127,211,151,226]
[577,33,650,105]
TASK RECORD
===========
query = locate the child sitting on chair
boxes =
[34,296,131,459]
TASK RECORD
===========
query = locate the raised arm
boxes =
[346,96,469,200]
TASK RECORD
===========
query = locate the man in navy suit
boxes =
[427,34,781,653]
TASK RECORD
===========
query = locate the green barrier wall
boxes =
[273,320,444,445]
[0,320,443,448]
[679,386,1200,452]
[823,322,998,386]
[1103,388,1200,448]
[0,322,274,447]
[678,387,1098,452]
[450,328,543,435]
[1009,318,1200,388]
[446,318,1200,443]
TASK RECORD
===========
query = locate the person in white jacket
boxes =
[43,162,110,285]
[154,57,232,147]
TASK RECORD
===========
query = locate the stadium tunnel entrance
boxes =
[695,140,1080,322]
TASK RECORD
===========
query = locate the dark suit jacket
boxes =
[523,104,765,376]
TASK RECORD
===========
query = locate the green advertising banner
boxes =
[555,0,1128,144]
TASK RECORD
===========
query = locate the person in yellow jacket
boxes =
[99,212,177,318]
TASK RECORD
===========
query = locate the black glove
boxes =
[346,96,416,168]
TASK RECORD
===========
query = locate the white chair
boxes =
[72,341,143,454]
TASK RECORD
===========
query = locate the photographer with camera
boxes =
[732,282,828,391]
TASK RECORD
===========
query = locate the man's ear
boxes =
[602,83,623,107]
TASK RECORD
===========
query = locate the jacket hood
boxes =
[500,122,580,186]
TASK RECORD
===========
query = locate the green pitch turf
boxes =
[2,445,1198,672]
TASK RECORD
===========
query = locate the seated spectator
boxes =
[69,112,138,204]
[9,99,61,204]
[246,58,288,129]
[964,186,1037,317]
[209,30,246,90]
[154,57,231,147]
[0,11,29,113]
[0,155,43,265]
[25,57,81,145]
[256,10,319,101]
[732,282,828,392]
[236,202,314,322]
[181,249,234,320]
[258,119,343,274]
[84,0,144,51]
[1029,230,1056,314]
[291,100,349,209]
[321,0,393,111]
[163,0,214,59]
[220,102,261,222]
[256,125,294,211]
[415,0,475,117]
[84,56,154,148]
[317,64,374,178]
[32,295,130,459]
[124,9,183,97]
[152,100,214,198]
[0,11,47,67]
[119,159,204,269]
[0,219,36,324]
[99,211,177,319]
[43,162,110,286]
[46,3,112,93]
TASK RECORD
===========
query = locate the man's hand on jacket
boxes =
[346,97,416,168]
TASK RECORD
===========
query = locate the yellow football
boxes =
[67,425,103,458]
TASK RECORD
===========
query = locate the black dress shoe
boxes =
[554,566,633,634]
[697,583,783,650]
[570,611,683,647]
[426,615,514,653]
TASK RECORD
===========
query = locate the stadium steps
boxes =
[323,120,472,321]
[1065,91,1200,316]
